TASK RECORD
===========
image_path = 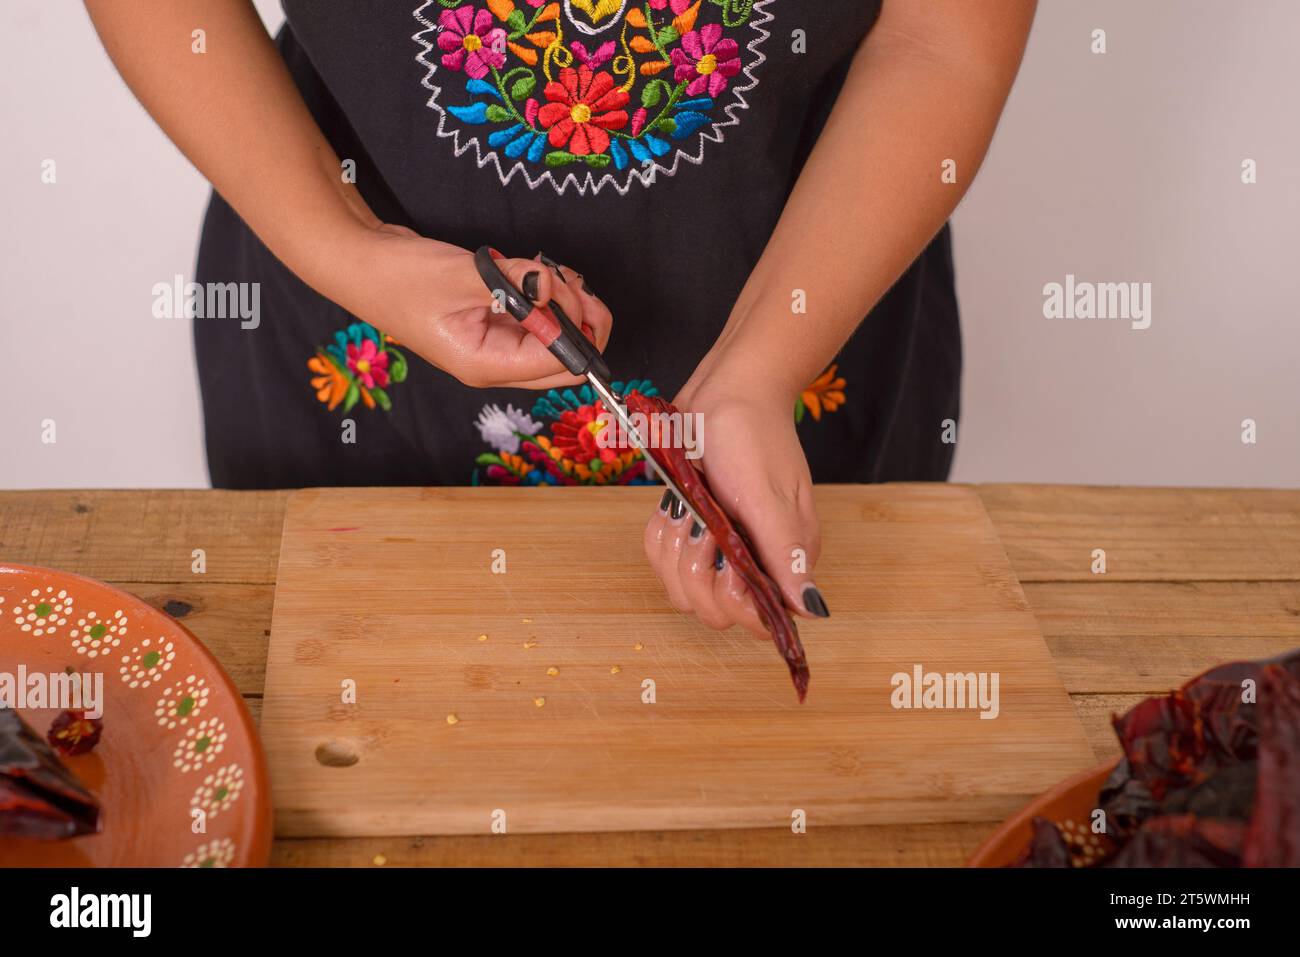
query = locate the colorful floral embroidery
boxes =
[471,379,661,484]
[413,0,773,194]
[308,321,410,414]
[795,364,847,423]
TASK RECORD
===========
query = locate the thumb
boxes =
[731,486,827,621]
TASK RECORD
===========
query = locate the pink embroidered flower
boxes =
[538,66,629,156]
[346,339,390,390]
[570,40,616,71]
[649,0,694,12]
[437,7,506,80]
[670,23,741,98]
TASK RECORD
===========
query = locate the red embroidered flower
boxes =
[550,403,618,464]
[346,338,390,390]
[538,66,629,156]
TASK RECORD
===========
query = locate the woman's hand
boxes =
[342,225,612,390]
[85,1,610,391]
[641,373,828,638]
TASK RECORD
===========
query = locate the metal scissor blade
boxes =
[586,373,704,527]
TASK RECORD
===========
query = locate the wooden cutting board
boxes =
[262,485,1093,837]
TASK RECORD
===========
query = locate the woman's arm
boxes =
[647,0,1037,634]
[691,0,1037,403]
[85,0,608,389]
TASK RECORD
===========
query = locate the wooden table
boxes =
[2,485,1297,866]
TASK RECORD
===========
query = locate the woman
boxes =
[87,0,1035,639]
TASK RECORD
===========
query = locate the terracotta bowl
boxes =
[0,564,271,866]
[967,760,1119,867]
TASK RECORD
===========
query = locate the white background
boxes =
[2,0,1296,489]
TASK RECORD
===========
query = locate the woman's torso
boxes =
[195,0,960,488]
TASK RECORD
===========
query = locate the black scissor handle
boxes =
[473,246,610,381]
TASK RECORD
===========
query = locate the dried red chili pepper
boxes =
[1108,813,1245,867]
[47,710,104,757]
[1013,817,1073,868]
[1242,664,1300,866]
[625,392,810,701]
[0,708,101,840]
[1017,649,1300,868]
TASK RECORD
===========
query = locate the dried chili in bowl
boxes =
[47,710,104,758]
[1014,648,1300,867]
[0,708,101,840]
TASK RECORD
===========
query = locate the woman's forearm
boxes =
[690,0,1037,402]
[84,0,381,309]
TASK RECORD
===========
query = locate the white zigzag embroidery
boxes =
[412,0,774,196]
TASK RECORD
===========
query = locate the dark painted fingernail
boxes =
[581,278,597,297]
[714,547,725,571]
[538,253,566,281]
[522,270,541,302]
[658,490,674,513]
[802,585,830,618]
[689,520,703,540]
[670,498,686,521]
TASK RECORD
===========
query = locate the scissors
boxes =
[473,245,703,526]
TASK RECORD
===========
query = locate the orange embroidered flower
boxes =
[798,365,847,422]
[308,354,350,411]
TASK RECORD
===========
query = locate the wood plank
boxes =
[3,485,1289,865]
[263,689,1139,867]
[977,485,1300,582]
[0,489,289,584]
[262,484,1093,837]
[270,821,994,868]
[1072,693,1145,763]
[1026,581,1300,693]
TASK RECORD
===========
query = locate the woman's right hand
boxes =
[341,225,612,391]
[85,1,604,391]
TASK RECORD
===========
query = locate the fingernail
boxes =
[522,270,541,302]
[538,253,566,281]
[658,490,674,513]
[714,547,725,571]
[802,585,830,618]
[670,498,686,522]
[689,520,703,540]
[581,278,596,297]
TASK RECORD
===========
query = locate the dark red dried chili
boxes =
[0,708,101,840]
[47,710,104,757]
[625,391,810,701]
[1015,648,1300,868]
[1013,817,1072,868]
[1242,664,1300,866]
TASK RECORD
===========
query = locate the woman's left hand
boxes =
[641,375,829,638]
